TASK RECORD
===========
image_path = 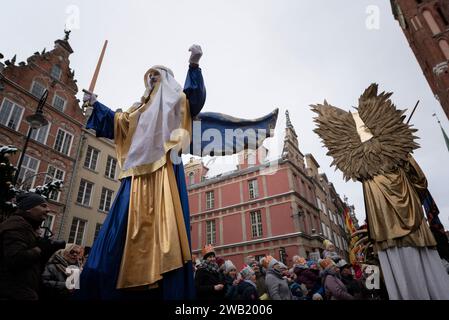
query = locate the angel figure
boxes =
[311,84,449,300]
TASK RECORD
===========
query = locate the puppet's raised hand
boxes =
[189,44,203,65]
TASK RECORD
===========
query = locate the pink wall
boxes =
[221,182,241,207]
[219,253,244,269]
[269,203,295,236]
[189,193,199,214]
[191,222,199,250]
[265,169,290,196]
[222,213,243,244]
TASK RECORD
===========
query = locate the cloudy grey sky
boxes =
[2,0,449,228]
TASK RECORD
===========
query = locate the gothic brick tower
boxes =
[391,0,449,119]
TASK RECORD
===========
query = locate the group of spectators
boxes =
[0,193,89,300]
[194,240,385,300]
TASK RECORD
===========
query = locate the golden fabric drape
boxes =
[112,90,193,289]
[116,156,191,288]
[364,156,436,252]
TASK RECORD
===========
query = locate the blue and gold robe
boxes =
[79,66,278,300]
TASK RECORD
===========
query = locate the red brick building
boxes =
[185,111,350,267]
[0,32,85,237]
[391,0,449,119]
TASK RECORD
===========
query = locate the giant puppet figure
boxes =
[311,84,449,300]
[79,45,278,300]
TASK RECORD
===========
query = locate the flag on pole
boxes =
[343,207,356,234]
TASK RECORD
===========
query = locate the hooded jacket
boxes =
[0,215,41,300]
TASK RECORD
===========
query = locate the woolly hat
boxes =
[16,193,46,210]
[267,257,280,270]
[278,262,288,270]
[337,259,351,269]
[224,260,236,273]
[201,244,215,260]
[240,265,255,280]
[319,258,336,270]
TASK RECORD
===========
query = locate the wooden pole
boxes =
[88,40,108,93]
[82,40,108,113]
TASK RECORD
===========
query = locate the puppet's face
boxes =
[328,244,335,252]
[147,69,161,88]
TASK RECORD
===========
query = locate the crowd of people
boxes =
[2,193,447,301]
[0,193,89,300]
[193,240,388,301]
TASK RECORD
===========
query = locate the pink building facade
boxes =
[185,112,350,267]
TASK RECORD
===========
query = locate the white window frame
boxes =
[45,165,65,202]
[84,145,100,171]
[30,80,46,98]
[206,191,214,210]
[94,223,103,241]
[40,213,55,235]
[77,179,94,207]
[17,154,40,189]
[52,94,67,112]
[30,122,51,145]
[105,155,117,179]
[321,222,327,237]
[54,128,73,156]
[206,220,216,245]
[250,210,263,238]
[332,232,338,248]
[99,187,114,212]
[248,179,259,199]
[0,98,24,131]
[68,217,87,245]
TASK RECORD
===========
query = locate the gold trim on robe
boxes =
[113,89,193,289]
[363,155,436,252]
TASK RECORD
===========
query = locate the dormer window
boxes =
[51,65,62,80]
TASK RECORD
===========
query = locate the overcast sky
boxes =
[2,0,449,229]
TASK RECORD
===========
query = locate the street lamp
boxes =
[14,90,49,186]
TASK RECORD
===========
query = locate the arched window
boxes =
[423,10,442,35]
[189,172,195,185]
[439,39,449,60]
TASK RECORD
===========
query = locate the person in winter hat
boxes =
[0,193,50,300]
[264,257,293,300]
[236,266,258,300]
[246,256,268,299]
[338,260,364,299]
[320,258,354,300]
[195,245,224,300]
[222,260,238,300]
[41,244,83,300]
